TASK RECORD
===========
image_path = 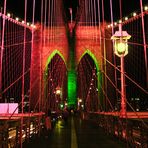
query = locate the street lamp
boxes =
[111,24,131,117]
[77,98,82,110]
[55,86,61,95]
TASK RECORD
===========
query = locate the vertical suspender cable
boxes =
[54,0,56,39]
[54,0,56,40]
[56,0,58,26]
[84,0,87,34]
[22,0,27,114]
[84,0,87,25]
[97,0,102,111]
[41,0,43,51]
[97,0,101,46]
[93,0,97,41]
[93,0,96,26]
[53,0,56,41]
[101,0,107,111]
[110,0,114,35]
[41,0,43,33]
[88,0,91,26]
[119,0,122,20]
[110,0,118,105]
[140,0,148,88]
[51,0,53,42]
[42,0,47,111]
[0,0,7,100]
[21,0,27,147]
[48,0,51,38]
[27,0,36,139]
[90,0,93,28]
[30,0,35,112]
[44,0,47,45]
[40,0,43,110]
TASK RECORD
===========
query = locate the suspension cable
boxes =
[103,55,148,95]
[0,0,7,100]
[140,0,148,88]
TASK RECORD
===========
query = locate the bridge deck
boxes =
[24,115,126,148]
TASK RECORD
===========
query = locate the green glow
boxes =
[78,49,103,109]
[78,50,100,72]
[43,50,67,102]
[67,70,77,106]
[44,50,67,78]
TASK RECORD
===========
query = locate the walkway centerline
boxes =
[71,117,78,148]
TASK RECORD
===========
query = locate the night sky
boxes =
[0,0,147,23]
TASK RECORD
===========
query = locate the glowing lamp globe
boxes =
[114,40,128,56]
[56,86,61,95]
[78,99,82,103]
[111,24,131,57]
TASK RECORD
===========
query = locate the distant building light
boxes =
[114,22,117,26]
[119,20,122,23]
[31,24,36,29]
[135,98,140,101]
[144,6,148,11]
[125,17,128,21]
[133,12,137,17]
[16,17,19,21]
[22,20,25,24]
[7,13,11,17]
[107,25,110,28]
[60,104,64,108]
[27,22,30,26]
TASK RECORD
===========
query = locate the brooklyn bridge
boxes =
[0,0,148,147]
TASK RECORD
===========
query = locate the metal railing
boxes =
[0,112,45,148]
[85,112,148,147]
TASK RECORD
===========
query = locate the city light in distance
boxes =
[7,13,11,17]
[133,12,137,16]
[144,6,148,11]
[125,17,128,21]
[16,17,19,21]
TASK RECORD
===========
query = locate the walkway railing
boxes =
[85,112,148,147]
[0,112,45,148]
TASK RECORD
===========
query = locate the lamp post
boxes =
[55,86,62,109]
[111,24,131,117]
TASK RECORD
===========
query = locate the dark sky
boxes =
[0,0,147,22]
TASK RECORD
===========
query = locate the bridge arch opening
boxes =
[43,52,67,112]
[77,51,102,111]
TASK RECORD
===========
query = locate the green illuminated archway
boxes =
[78,49,103,110]
[78,50,100,72]
[44,50,67,74]
[43,50,67,105]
